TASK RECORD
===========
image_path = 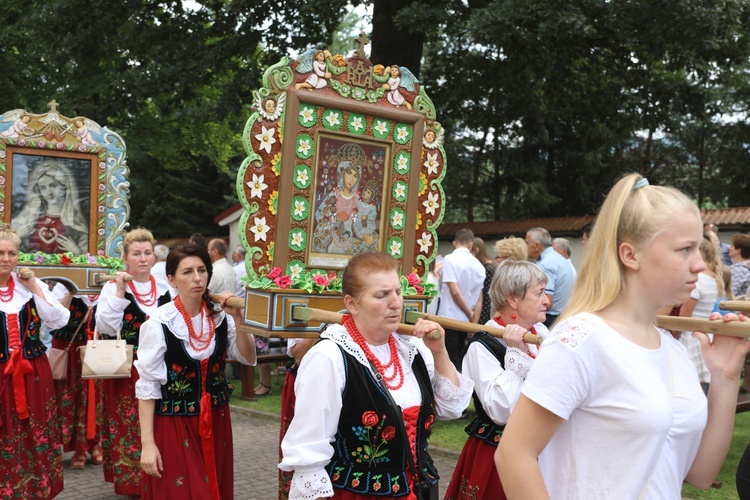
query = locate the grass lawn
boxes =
[231,370,749,499]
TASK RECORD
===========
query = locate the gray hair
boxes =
[552,237,572,258]
[488,259,548,313]
[233,246,247,258]
[527,227,552,248]
[154,244,169,261]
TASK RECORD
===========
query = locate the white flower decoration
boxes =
[423,192,440,215]
[293,199,306,218]
[298,139,312,156]
[391,211,404,228]
[296,168,309,186]
[247,173,268,199]
[289,263,304,280]
[351,116,363,131]
[291,231,305,248]
[417,232,432,253]
[397,155,409,171]
[389,240,402,257]
[299,107,314,123]
[396,126,409,142]
[424,152,439,175]
[325,112,341,128]
[374,120,389,135]
[394,183,406,198]
[254,126,276,155]
[250,217,270,242]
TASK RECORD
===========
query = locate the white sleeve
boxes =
[417,340,473,420]
[134,318,167,400]
[95,282,130,335]
[32,278,70,330]
[279,341,346,499]
[462,340,531,425]
[225,314,255,366]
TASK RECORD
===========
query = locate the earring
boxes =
[511,310,517,320]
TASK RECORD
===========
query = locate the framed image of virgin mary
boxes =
[308,135,390,268]
[7,149,95,254]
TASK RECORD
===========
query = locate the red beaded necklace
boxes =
[494,315,538,359]
[0,276,14,303]
[343,315,404,390]
[174,296,215,352]
[128,276,157,306]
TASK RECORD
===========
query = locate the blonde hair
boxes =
[123,227,156,256]
[560,174,700,322]
[700,234,726,297]
[494,237,528,261]
[0,224,21,247]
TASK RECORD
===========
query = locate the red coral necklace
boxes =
[344,315,404,390]
[0,276,14,303]
[174,296,215,352]
[128,276,157,306]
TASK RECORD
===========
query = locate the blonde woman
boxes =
[496,174,750,498]
[493,237,528,265]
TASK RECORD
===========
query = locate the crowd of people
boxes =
[3,172,750,500]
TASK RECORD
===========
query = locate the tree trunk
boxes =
[370,0,425,77]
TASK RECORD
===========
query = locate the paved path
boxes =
[57,407,459,499]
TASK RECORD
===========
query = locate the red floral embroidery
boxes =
[362,411,379,427]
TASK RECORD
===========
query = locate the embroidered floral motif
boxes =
[167,363,197,397]
[350,411,395,466]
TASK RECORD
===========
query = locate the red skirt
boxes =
[141,405,234,500]
[278,370,296,500]
[53,337,103,455]
[0,355,64,499]
[444,436,505,500]
[101,364,143,496]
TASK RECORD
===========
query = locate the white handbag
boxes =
[79,328,133,379]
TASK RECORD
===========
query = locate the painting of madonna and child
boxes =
[309,137,389,268]
[8,153,92,255]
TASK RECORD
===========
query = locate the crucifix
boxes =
[48,99,59,113]
[355,32,369,58]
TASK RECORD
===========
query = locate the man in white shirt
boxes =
[552,237,577,280]
[207,238,237,295]
[232,246,248,298]
[437,228,485,370]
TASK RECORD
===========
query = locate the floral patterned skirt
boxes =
[101,365,143,496]
[0,355,63,499]
[141,406,234,500]
[53,337,103,455]
[444,435,505,500]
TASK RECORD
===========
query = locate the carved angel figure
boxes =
[295,49,332,91]
[382,66,418,110]
[255,93,286,121]
[74,119,97,145]
[0,111,33,139]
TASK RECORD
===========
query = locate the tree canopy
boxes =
[1,0,748,237]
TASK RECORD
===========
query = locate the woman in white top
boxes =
[496,174,750,499]
[0,224,70,499]
[136,244,256,499]
[678,235,726,390]
[94,227,173,497]
[279,252,473,499]
[445,259,549,500]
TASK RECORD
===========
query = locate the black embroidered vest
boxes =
[50,297,90,343]
[155,314,233,416]
[464,331,506,447]
[119,292,171,350]
[0,300,44,362]
[325,341,439,497]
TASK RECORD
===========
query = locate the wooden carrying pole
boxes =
[404,311,543,345]
[291,307,441,340]
[719,301,750,313]
[655,315,750,339]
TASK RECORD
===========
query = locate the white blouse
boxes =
[461,320,548,425]
[134,301,255,400]
[2,274,70,346]
[279,323,474,500]
[95,279,172,336]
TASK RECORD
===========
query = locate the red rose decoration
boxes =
[424,415,435,430]
[361,411,379,427]
[406,273,421,287]
[124,314,133,322]
[381,426,396,441]
[172,364,182,373]
[274,275,292,289]
[312,274,332,287]
[266,267,283,280]
[60,254,72,265]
